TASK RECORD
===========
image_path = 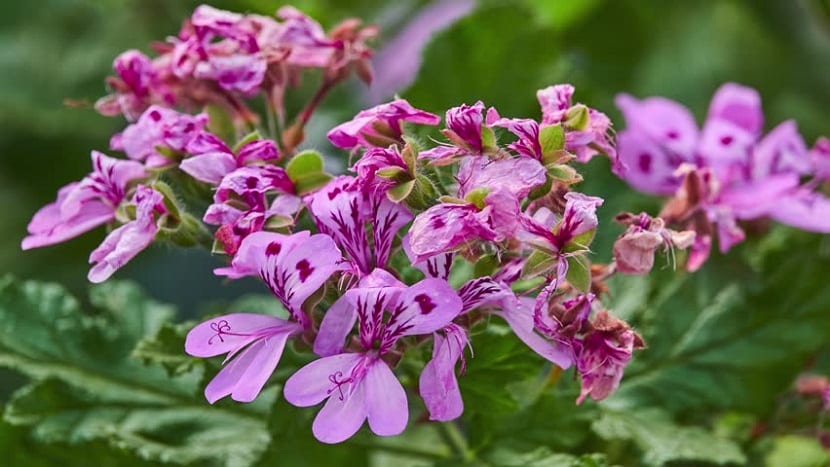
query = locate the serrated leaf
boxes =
[606,234,830,414]
[6,378,269,467]
[0,276,272,466]
[131,322,195,377]
[565,255,591,292]
[592,409,745,466]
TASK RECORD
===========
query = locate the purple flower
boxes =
[306,176,412,275]
[613,213,695,275]
[194,54,267,96]
[457,156,546,199]
[492,118,543,160]
[350,145,408,193]
[186,230,343,403]
[274,6,339,67]
[87,185,165,283]
[180,132,279,184]
[284,278,462,443]
[327,99,440,150]
[22,151,147,250]
[113,106,208,168]
[408,198,499,262]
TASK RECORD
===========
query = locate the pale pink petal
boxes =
[185,313,291,357]
[371,197,413,268]
[283,353,365,407]
[419,327,466,421]
[312,378,368,444]
[499,298,573,369]
[364,360,408,436]
[204,333,290,403]
[313,295,357,357]
[769,191,830,233]
[707,82,763,135]
[237,139,279,165]
[390,278,462,337]
[458,157,546,199]
[180,153,238,184]
[752,120,810,178]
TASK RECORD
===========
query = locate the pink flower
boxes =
[22,151,147,250]
[574,312,643,404]
[613,213,695,275]
[419,324,469,421]
[180,132,279,184]
[95,50,157,121]
[284,278,462,443]
[520,192,604,253]
[306,176,412,274]
[87,185,166,283]
[186,230,343,403]
[113,106,208,168]
[327,99,439,150]
[537,84,616,162]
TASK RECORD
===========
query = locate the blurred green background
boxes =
[2,0,829,311]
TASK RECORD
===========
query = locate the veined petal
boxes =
[364,360,408,436]
[388,278,462,337]
[283,352,365,407]
[312,376,368,444]
[185,313,293,358]
[419,326,467,421]
[371,197,413,269]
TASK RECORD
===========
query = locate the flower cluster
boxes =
[613,83,830,272]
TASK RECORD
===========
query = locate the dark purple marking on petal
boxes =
[245,176,259,189]
[666,130,679,140]
[638,153,652,174]
[266,241,282,256]
[149,110,162,121]
[431,217,445,229]
[720,135,734,146]
[327,187,342,201]
[414,294,437,315]
[296,259,314,282]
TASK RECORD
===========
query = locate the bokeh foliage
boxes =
[2,0,830,465]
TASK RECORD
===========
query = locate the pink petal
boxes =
[22,195,114,250]
[313,295,357,357]
[180,153,238,184]
[419,328,466,421]
[615,130,681,196]
[204,333,290,403]
[390,278,462,337]
[185,313,292,358]
[752,120,810,178]
[500,299,573,369]
[458,157,546,199]
[283,353,364,407]
[364,360,408,436]
[615,93,699,160]
[707,82,763,135]
[237,139,279,165]
[769,191,830,233]
[371,197,413,268]
[312,377,368,444]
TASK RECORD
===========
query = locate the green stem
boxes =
[436,422,475,463]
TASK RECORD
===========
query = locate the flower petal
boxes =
[283,353,364,407]
[180,153,237,184]
[364,360,408,436]
[185,313,292,358]
[312,377,368,444]
[204,333,291,403]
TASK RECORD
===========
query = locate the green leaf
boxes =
[6,378,270,466]
[285,150,325,181]
[592,409,745,466]
[565,255,591,292]
[485,446,608,467]
[607,234,830,414]
[206,104,235,144]
[763,435,830,467]
[539,124,565,156]
[131,322,195,377]
[293,172,333,196]
[523,250,557,278]
[0,276,273,466]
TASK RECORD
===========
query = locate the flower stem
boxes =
[436,422,475,463]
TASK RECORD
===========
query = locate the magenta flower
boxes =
[491,117,543,160]
[22,151,147,250]
[457,156,546,199]
[186,230,343,403]
[520,192,604,253]
[574,312,642,404]
[408,198,501,262]
[537,84,616,162]
[112,106,208,168]
[88,185,166,283]
[327,99,440,150]
[95,50,157,121]
[284,278,462,443]
[180,132,279,184]
[350,146,408,193]
[307,176,412,275]
[274,6,338,67]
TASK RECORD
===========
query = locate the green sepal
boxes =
[293,172,333,195]
[464,187,491,210]
[523,250,557,278]
[387,179,416,203]
[566,254,591,292]
[562,228,596,253]
[232,130,261,153]
[481,125,498,152]
[539,124,565,156]
[474,254,499,278]
[286,150,324,181]
[564,104,589,131]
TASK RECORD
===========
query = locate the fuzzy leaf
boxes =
[0,276,272,466]
[592,409,745,466]
[565,255,591,292]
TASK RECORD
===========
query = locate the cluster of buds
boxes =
[613,83,830,272]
